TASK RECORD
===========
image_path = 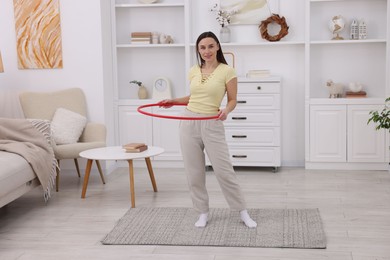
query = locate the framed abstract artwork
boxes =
[220,0,279,25]
[13,0,63,69]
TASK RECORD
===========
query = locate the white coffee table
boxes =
[79,146,164,208]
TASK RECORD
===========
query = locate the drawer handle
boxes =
[232,117,247,120]
[237,100,247,104]
[232,135,247,138]
[257,86,262,90]
[232,155,247,158]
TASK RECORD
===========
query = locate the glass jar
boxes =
[220,26,231,43]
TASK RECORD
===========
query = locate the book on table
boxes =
[122,143,148,153]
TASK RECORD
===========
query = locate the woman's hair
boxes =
[195,31,227,67]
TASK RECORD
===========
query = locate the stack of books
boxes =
[346,91,367,98]
[131,32,151,44]
[246,69,271,78]
[122,143,148,153]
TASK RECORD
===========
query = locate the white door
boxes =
[118,106,153,146]
[347,105,386,162]
[309,105,347,162]
[152,106,183,161]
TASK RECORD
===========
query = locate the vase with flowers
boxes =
[130,80,148,99]
[210,4,237,43]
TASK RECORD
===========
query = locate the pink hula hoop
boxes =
[137,103,219,120]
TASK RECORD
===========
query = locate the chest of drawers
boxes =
[207,77,281,171]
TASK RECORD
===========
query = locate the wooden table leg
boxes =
[95,160,106,184]
[145,157,158,192]
[56,160,60,192]
[128,159,135,208]
[81,159,93,198]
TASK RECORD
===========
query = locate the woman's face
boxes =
[198,37,219,63]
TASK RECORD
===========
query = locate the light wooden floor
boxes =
[1,166,390,260]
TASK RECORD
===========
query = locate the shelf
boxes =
[310,0,384,2]
[189,41,305,47]
[115,3,184,8]
[116,99,163,106]
[309,98,385,105]
[117,44,185,48]
[310,39,387,44]
[238,76,282,83]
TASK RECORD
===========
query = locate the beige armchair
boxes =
[19,88,106,191]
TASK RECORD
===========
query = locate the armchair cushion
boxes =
[51,108,87,145]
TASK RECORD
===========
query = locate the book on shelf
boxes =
[346,91,367,98]
[246,69,271,78]
[131,32,151,44]
[131,40,151,44]
[122,143,148,153]
[131,32,152,37]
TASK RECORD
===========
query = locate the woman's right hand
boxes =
[158,99,174,108]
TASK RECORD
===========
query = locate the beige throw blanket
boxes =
[0,118,57,202]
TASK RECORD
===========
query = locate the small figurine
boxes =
[359,19,367,40]
[350,20,359,40]
[326,80,344,98]
[165,35,174,44]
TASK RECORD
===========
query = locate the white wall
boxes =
[0,0,107,125]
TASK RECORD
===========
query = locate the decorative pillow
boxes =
[51,108,87,145]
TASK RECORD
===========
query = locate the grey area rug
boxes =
[102,207,326,248]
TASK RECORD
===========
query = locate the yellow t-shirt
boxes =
[187,63,237,114]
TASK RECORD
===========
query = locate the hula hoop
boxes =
[137,103,219,120]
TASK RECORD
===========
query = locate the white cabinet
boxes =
[347,105,386,162]
[305,0,390,170]
[309,105,347,162]
[207,77,281,170]
[118,103,182,161]
[118,105,153,146]
[308,102,388,170]
[152,106,182,161]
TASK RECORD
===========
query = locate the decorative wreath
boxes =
[259,14,289,42]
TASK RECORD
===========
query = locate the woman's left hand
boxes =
[217,109,228,121]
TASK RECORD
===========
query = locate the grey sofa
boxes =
[0,151,40,208]
[0,118,56,208]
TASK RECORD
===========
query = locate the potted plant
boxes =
[367,97,390,131]
[130,80,148,99]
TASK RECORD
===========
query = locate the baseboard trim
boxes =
[305,162,389,171]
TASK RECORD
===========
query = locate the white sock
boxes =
[195,213,208,228]
[240,209,257,228]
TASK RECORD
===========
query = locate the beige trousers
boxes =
[179,109,247,213]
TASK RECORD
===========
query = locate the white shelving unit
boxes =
[111,0,189,101]
[304,0,390,170]
[109,0,388,169]
[111,0,189,166]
